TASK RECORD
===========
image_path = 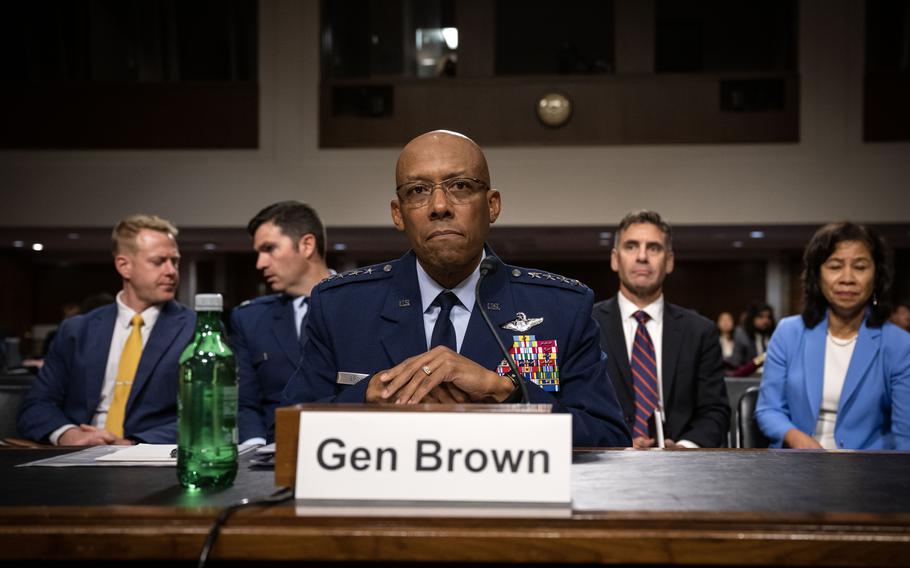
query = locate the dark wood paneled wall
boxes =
[321,74,799,147]
[0,84,258,149]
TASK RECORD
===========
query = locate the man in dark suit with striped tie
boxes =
[592,210,730,448]
[230,201,332,445]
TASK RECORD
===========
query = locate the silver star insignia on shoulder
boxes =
[502,312,544,332]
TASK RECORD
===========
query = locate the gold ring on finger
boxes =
[422,365,432,376]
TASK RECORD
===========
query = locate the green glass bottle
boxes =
[177,293,238,489]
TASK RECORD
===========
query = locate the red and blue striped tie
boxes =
[631,310,659,439]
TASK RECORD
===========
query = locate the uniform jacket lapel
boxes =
[271,295,301,363]
[460,254,517,370]
[86,305,117,415]
[380,251,431,366]
[127,301,189,415]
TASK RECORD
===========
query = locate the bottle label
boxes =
[222,386,238,418]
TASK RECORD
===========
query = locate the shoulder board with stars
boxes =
[506,266,589,292]
[318,262,395,289]
[236,293,282,309]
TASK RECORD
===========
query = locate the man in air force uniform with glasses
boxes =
[282,130,629,447]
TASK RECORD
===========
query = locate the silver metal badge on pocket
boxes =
[502,312,544,332]
[336,371,369,385]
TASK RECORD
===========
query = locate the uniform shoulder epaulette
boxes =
[318,262,396,290]
[506,265,589,293]
[236,293,282,309]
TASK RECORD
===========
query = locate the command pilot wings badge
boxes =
[502,312,544,332]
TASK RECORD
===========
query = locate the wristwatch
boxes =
[502,372,524,404]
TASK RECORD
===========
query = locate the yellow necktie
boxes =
[107,314,144,438]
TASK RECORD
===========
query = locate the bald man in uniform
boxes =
[282,130,629,447]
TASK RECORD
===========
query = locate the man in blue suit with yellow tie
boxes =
[230,201,332,444]
[282,130,630,447]
[18,214,194,445]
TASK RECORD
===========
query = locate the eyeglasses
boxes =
[395,177,489,208]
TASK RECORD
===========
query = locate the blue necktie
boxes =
[430,291,459,351]
[631,310,659,439]
[297,297,308,348]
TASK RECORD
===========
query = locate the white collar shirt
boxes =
[50,292,162,444]
[617,290,665,409]
[292,295,309,339]
[95,292,162,428]
[415,253,483,353]
[616,291,699,448]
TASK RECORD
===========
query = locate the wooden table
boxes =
[2,447,909,565]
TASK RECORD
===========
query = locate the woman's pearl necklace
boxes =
[827,331,858,346]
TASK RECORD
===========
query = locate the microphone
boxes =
[475,256,530,403]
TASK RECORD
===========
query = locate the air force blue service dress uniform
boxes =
[755,314,910,450]
[18,301,195,443]
[231,294,303,443]
[281,250,631,448]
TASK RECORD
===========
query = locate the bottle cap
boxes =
[195,293,223,311]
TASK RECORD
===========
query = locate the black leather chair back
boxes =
[738,386,770,448]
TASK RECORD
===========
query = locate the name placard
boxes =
[295,411,571,504]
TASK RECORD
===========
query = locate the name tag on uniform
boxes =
[336,371,369,385]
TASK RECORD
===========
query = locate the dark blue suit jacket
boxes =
[230,294,301,443]
[282,250,631,448]
[17,301,195,443]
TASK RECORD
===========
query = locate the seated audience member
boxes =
[727,353,766,378]
[891,301,910,333]
[755,222,910,450]
[80,292,116,314]
[18,215,194,446]
[22,302,84,371]
[42,302,81,356]
[716,311,736,368]
[592,210,730,449]
[282,129,630,448]
[231,201,332,445]
[731,302,775,369]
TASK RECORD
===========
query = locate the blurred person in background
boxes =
[716,311,736,368]
[890,301,910,332]
[40,302,82,356]
[732,302,776,370]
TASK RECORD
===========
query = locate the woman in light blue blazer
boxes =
[756,222,910,450]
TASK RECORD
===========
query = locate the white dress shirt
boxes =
[617,291,665,401]
[50,292,161,445]
[293,295,309,338]
[415,253,483,353]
